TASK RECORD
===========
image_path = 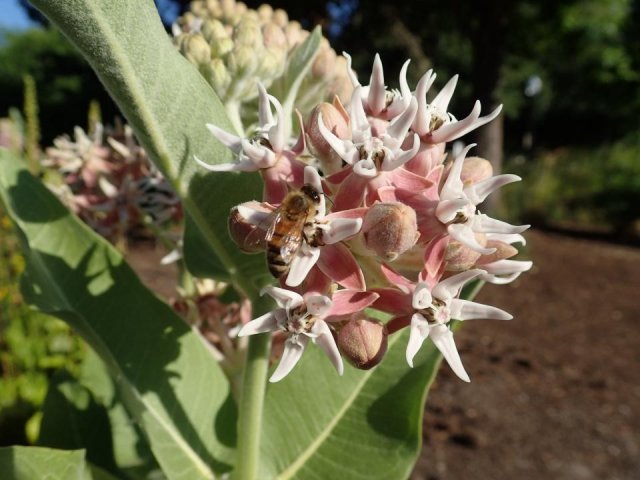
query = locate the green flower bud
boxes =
[177,33,211,65]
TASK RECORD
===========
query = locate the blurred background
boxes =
[1,1,638,479]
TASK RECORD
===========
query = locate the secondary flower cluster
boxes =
[197,54,532,382]
[43,123,181,244]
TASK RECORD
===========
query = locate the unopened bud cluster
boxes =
[198,51,533,383]
[173,0,352,113]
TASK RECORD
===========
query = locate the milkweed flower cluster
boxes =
[197,54,532,382]
[42,123,181,243]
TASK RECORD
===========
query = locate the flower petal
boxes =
[321,217,362,244]
[205,123,243,152]
[270,335,309,382]
[412,282,433,310]
[472,214,530,235]
[430,324,470,382]
[450,298,512,321]
[286,246,321,287]
[440,144,475,200]
[431,75,458,112]
[305,295,332,317]
[237,312,278,337]
[406,313,429,367]
[317,243,366,290]
[371,287,413,314]
[448,223,496,255]
[312,320,344,375]
[327,290,379,317]
[432,269,483,301]
[432,103,502,144]
[465,173,521,205]
[368,54,386,116]
[193,155,258,172]
[261,286,304,309]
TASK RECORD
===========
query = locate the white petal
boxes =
[160,248,182,265]
[342,52,360,87]
[322,217,362,244]
[353,159,379,178]
[267,94,285,152]
[406,313,430,367]
[432,269,483,302]
[368,53,386,116]
[257,83,274,126]
[241,139,276,167]
[481,259,533,276]
[430,324,470,382]
[450,298,512,321]
[318,113,357,164]
[465,173,521,205]
[472,214,529,235]
[385,97,418,145]
[285,247,321,287]
[448,223,496,255]
[383,133,420,171]
[261,286,303,309]
[486,233,527,246]
[435,198,470,224]
[431,75,459,112]
[304,166,323,193]
[312,320,344,375]
[236,203,272,226]
[349,86,370,133]
[206,123,243,152]
[481,271,523,285]
[270,336,309,382]
[412,282,433,310]
[440,144,475,200]
[237,312,278,337]
[412,69,436,135]
[305,295,332,317]
[398,59,411,99]
[429,100,481,144]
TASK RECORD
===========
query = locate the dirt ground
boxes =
[127,229,640,480]
[411,230,640,480]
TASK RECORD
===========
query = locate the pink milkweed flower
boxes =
[412,71,503,145]
[317,86,420,209]
[374,269,512,382]
[343,53,412,120]
[435,145,529,254]
[195,83,306,203]
[233,166,365,289]
[237,286,379,382]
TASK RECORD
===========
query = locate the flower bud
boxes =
[445,238,484,272]
[311,40,336,79]
[460,156,493,185]
[206,59,231,96]
[262,22,287,50]
[228,202,268,253]
[362,202,419,261]
[176,33,211,65]
[475,240,518,265]
[306,102,350,175]
[337,317,388,370]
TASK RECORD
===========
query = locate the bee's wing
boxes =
[276,215,306,264]
[242,210,278,252]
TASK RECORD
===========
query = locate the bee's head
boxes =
[301,184,322,204]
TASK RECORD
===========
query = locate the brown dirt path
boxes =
[412,230,640,480]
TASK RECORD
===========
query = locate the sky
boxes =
[0,0,36,30]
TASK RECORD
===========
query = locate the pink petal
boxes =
[388,167,435,192]
[379,263,414,293]
[421,234,449,284]
[327,290,380,317]
[326,165,353,185]
[325,207,369,221]
[317,243,366,290]
[333,173,368,210]
[370,287,413,314]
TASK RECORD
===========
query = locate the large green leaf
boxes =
[259,328,441,479]
[28,0,266,301]
[0,446,109,480]
[0,150,236,479]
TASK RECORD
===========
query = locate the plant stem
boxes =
[233,332,271,480]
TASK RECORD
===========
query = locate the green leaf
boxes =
[29,0,265,301]
[38,371,120,477]
[259,281,483,479]
[259,328,442,479]
[0,446,93,480]
[0,150,236,479]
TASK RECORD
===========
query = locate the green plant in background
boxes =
[0,0,532,479]
[504,133,640,237]
[21,75,40,175]
[0,206,85,446]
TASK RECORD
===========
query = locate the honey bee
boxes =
[247,184,324,279]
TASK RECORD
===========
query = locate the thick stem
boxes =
[233,332,271,480]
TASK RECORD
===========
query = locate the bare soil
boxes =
[127,229,640,480]
[412,230,640,480]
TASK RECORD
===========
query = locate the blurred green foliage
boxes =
[505,134,640,236]
[0,205,85,446]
